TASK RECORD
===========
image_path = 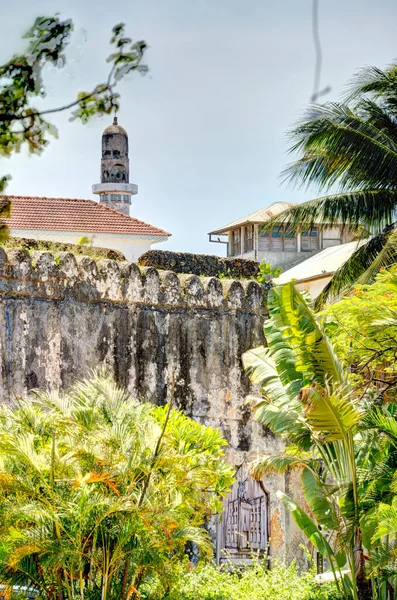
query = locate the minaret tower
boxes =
[92,116,138,215]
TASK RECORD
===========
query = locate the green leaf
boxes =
[301,468,338,529]
[249,453,311,478]
[242,346,294,404]
[269,283,347,387]
[276,491,335,559]
[300,384,361,442]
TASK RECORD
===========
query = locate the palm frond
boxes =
[356,226,397,285]
[276,491,336,560]
[345,63,397,106]
[263,189,397,235]
[282,103,397,192]
[242,346,299,405]
[300,383,362,443]
[359,100,397,146]
[249,453,311,477]
[371,503,397,543]
[362,408,397,444]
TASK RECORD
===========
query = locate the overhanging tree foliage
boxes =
[321,266,397,402]
[0,15,148,192]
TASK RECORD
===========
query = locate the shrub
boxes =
[140,559,343,600]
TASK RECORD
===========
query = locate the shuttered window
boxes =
[301,227,319,251]
[244,225,254,252]
[258,226,297,252]
[231,229,241,256]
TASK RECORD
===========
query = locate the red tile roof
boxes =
[1,196,171,238]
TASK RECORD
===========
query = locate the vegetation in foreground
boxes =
[140,559,342,600]
[243,280,397,600]
[0,373,234,600]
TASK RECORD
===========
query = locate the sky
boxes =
[1,0,396,256]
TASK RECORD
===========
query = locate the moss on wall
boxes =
[138,250,260,279]
[1,236,126,261]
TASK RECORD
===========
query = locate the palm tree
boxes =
[270,62,397,306]
[0,372,234,600]
[242,282,397,600]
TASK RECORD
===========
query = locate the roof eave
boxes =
[208,220,263,236]
[10,228,171,240]
[276,272,334,285]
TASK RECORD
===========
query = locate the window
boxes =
[301,227,319,251]
[231,229,241,256]
[244,225,254,252]
[110,164,126,182]
[113,150,121,158]
[258,226,296,252]
[284,227,294,238]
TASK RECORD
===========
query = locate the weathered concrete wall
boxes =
[0,247,306,561]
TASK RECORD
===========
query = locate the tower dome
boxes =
[92,117,138,215]
[102,118,128,137]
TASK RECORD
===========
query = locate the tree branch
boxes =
[0,89,109,123]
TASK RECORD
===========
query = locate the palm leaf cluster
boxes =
[269,62,397,305]
[0,372,234,600]
[243,282,397,600]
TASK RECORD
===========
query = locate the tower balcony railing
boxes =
[92,182,138,196]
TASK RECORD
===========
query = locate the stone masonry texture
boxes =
[138,250,260,279]
[0,248,306,562]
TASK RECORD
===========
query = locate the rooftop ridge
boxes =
[0,248,265,314]
[209,201,297,235]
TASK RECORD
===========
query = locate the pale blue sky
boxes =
[1,0,396,255]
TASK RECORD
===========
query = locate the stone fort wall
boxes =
[0,247,305,561]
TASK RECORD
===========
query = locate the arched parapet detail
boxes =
[31,252,60,280]
[159,270,181,305]
[242,280,264,311]
[122,262,143,302]
[75,256,102,302]
[180,274,204,306]
[0,251,266,317]
[6,248,32,279]
[96,259,123,302]
[140,267,161,304]
[222,280,245,309]
[57,252,79,281]
[202,277,225,309]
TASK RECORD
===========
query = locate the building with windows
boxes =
[208,201,354,269]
